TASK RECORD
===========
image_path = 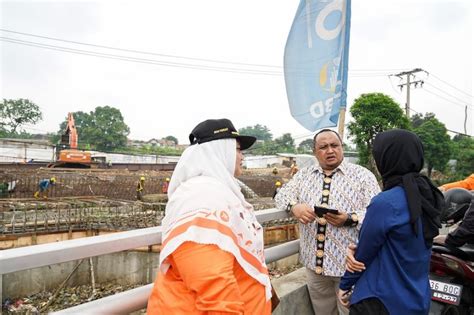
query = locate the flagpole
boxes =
[337,107,346,140]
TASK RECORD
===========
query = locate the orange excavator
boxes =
[51,113,93,168]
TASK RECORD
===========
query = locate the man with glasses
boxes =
[275,129,379,315]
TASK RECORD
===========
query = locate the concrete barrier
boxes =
[272,267,314,315]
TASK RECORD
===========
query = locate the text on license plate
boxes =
[430,280,462,305]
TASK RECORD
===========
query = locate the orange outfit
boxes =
[441,173,474,191]
[147,242,271,314]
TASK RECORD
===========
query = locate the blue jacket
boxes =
[339,186,431,315]
[39,179,50,191]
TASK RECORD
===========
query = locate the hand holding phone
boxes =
[314,205,339,217]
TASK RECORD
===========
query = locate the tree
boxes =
[410,112,435,129]
[0,99,42,134]
[245,140,275,155]
[274,133,296,153]
[450,135,474,179]
[348,93,409,172]
[165,135,178,145]
[239,124,273,141]
[412,116,451,177]
[298,138,314,154]
[56,106,130,151]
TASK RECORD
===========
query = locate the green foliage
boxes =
[246,141,276,155]
[0,98,42,134]
[118,145,184,156]
[412,115,451,177]
[274,133,296,153]
[245,136,297,155]
[348,93,410,172]
[47,132,60,145]
[165,135,178,145]
[56,106,130,151]
[450,135,474,179]
[239,124,273,141]
[298,138,314,154]
[410,112,435,129]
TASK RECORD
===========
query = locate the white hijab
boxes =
[167,139,245,204]
[160,138,271,300]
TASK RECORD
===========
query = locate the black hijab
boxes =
[372,129,444,248]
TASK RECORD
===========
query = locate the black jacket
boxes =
[446,203,474,247]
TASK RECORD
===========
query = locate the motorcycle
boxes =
[429,189,474,315]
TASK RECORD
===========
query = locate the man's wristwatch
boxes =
[343,212,359,227]
[286,201,297,213]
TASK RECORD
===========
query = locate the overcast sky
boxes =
[1,0,472,145]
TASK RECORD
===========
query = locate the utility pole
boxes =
[392,68,425,118]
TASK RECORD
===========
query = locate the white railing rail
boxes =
[53,240,300,314]
[1,208,299,314]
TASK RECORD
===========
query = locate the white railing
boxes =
[1,208,299,314]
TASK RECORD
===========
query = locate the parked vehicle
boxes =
[429,189,474,315]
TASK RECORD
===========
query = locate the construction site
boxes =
[0,162,299,313]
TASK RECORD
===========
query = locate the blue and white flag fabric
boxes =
[284,0,351,132]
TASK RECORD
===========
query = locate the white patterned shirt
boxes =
[275,160,380,276]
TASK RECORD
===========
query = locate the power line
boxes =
[427,71,473,98]
[424,82,472,108]
[422,87,473,110]
[0,37,283,76]
[408,107,472,137]
[445,129,472,137]
[391,68,425,117]
[387,75,402,95]
[0,28,413,75]
[1,36,398,79]
[0,28,282,69]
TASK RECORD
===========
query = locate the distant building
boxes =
[127,138,176,148]
[0,138,54,162]
[127,139,146,148]
[157,138,175,147]
[145,138,160,147]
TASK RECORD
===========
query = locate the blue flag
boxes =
[284,0,351,132]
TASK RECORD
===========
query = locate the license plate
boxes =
[430,279,463,305]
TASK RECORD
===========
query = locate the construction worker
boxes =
[162,177,170,194]
[137,176,145,201]
[289,161,298,177]
[34,177,56,199]
[272,167,278,175]
[272,180,282,199]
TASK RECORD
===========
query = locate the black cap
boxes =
[189,118,256,150]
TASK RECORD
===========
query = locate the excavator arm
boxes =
[66,112,78,149]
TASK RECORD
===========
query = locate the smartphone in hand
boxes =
[314,205,339,217]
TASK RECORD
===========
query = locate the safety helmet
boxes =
[140,176,145,181]
[442,188,472,223]
[50,177,56,183]
[275,181,282,186]
[165,177,170,182]
[445,188,472,206]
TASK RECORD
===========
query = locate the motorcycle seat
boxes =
[432,244,474,261]
[459,244,474,261]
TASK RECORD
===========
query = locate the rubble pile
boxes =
[269,262,303,279]
[3,282,146,314]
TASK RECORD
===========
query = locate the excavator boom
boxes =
[67,112,78,149]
